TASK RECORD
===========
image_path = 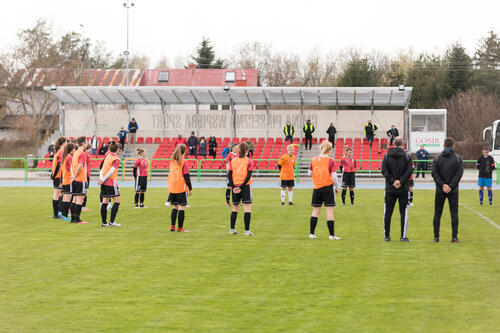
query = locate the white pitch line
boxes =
[461,203,500,230]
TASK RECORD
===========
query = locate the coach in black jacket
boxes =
[381,137,413,242]
[432,138,463,243]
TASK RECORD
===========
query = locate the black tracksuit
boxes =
[381,148,413,239]
[386,128,399,146]
[326,126,337,146]
[476,155,496,179]
[431,148,464,239]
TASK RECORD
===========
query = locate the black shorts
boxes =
[168,192,188,206]
[311,185,336,207]
[53,177,61,189]
[342,172,356,187]
[62,184,72,194]
[408,179,414,187]
[72,181,86,196]
[281,179,295,187]
[135,176,148,192]
[232,185,252,204]
[101,184,120,198]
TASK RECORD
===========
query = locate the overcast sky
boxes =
[1,0,498,66]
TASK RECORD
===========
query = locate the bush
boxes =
[9,159,25,168]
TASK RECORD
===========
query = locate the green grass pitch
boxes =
[0,187,499,332]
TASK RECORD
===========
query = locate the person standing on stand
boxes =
[117,127,128,151]
[326,123,337,147]
[415,145,429,178]
[187,132,198,157]
[128,118,139,146]
[208,136,217,159]
[364,120,378,148]
[386,125,399,146]
[303,119,315,150]
[283,121,295,143]
[90,135,99,157]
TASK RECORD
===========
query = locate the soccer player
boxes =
[278,144,297,205]
[228,142,255,236]
[476,148,496,206]
[134,148,149,208]
[60,143,76,222]
[167,144,192,232]
[340,147,357,205]
[81,143,91,212]
[308,141,340,240]
[69,136,89,224]
[98,141,122,227]
[50,137,67,219]
[225,144,239,206]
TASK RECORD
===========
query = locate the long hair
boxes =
[62,143,76,163]
[172,144,187,165]
[238,142,249,158]
[344,146,352,158]
[76,136,86,146]
[320,140,332,154]
[54,136,67,152]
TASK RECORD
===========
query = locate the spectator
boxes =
[98,142,108,156]
[198,137,207,158]
[221,143,231,159]
[364,120,378,148]
[303,119,315,150]
[128,118,139,145]
[431,138,463,243]
[187,131,198,157]
[48,141,55,160]
[386,125,399,146]
[117,127,128,150]
[283,120,295,143]
[90,135,99,157]
[246,140,255,158]
[208,136,217,159]
[415,145,429,178]
[174,134,187,147]
[326,123,337,147]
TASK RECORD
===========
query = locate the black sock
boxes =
[341,189,346,204]
[134,193,139,205]
[171,209,178,227]
[350,190,355,204]
[178,210,185,229]
[110,203,120,222]
[52,199,59,216]
[327,220,335,236]
[140,193,145,205]
[230,211,238,229]
[82,195,87,208]
[310,216,318,234]
[410,192,414,203]
[75,204,82,222]
[58,196,63,213]
[100,203,107,224]
[225,189,231,203]
[244,212,251,231]
[70,202,76,221]
[62,201,70,217]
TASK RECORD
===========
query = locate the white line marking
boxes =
[461,203,500,230]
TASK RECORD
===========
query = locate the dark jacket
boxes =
[326,126,337,139]
[416,149,429,162]
[283,124,295,136]
[381,147,413,192]
[365,123,377,136]
[476,155,496,178]
[128,121,138,133]
[208,138,217,152]
[198,140,207,155]
[432,148,464,194]
[303,123,315,136]
[187,136,198,148]
[386,128,399,138]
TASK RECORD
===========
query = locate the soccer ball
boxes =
[164,201,170,207]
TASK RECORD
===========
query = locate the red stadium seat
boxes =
[145,137,153,144]
[137,137,144,144]
[154,137,161,144]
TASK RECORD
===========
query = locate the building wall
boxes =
[64,107,405,140]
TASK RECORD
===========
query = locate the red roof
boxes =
[140,68,258,87]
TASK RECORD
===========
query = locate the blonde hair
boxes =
[172,144,187,165]
[320,140,332,154]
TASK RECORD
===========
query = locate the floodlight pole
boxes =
[123,0,134,86]
[59,102,65,136]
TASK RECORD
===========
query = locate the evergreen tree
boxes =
[443,43,472,99]
[191,38,225,69]
[473,30,500,96]
[407,54,447,108]
[337,57,380,86]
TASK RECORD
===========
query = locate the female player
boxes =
[225,144,239,206]
[60,142,76,222]
[134,148,149,208]
[50,136,67,219]
[167,144,192,232]
[340,147,357,205]
[82,143,91,212]
[69,136,89,224]
[278,144,297,205]
[308,141,340,240]
[98,141,122,227]
[228,142,255,236]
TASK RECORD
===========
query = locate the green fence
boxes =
[1,157,497,184]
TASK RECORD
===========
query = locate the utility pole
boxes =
[123,0,135,86]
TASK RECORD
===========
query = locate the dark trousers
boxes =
[305,135,312,150]
[328,137,335,147]
[119,139,125,150]
[416,163,427,178]
[189,147,197,157]
[433,192,459,238]
[384,191,409,239]
[366,134,374,147]
[285,135,293,143]
[389,136,395,146]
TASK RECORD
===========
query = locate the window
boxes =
[411,115,426,132]
[221,105,230,110]
[158,71,169,82]
[411,114,444,132]
[210,104,218,110]
[225,71,235,83]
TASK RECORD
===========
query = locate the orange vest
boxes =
[231,156,252,186]
[52,150,63,178]
[279,154,296,180]
[168,159,187,194]
[311,156,333,189]
[102,153,120,182]
[71,149,87,183]
[62,155,73,185]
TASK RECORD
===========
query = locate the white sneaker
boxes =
[229,229,238,235]
[244,231,255,236]
[109,222,121,227]
[329,235,341,240]
[309,234,317,239]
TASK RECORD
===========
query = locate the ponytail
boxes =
[62,143,76,163]
[172,144,187,165]
[320,140,332,155]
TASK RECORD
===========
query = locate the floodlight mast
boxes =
[123,0,135,86]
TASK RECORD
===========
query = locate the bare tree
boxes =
[155,55,170,69]
[298,49,337,86]
[129,54,151,69]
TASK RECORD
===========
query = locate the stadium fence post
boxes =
[122,159,125,181]
[24,158,28,182]
[296,159,301,183]
[197,160,201,183]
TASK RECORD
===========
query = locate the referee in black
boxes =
[431,138,463,243]
[381,137,413,242]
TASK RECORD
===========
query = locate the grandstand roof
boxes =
[44,86,412,107]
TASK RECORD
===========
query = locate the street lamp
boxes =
[123,0,135,86]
